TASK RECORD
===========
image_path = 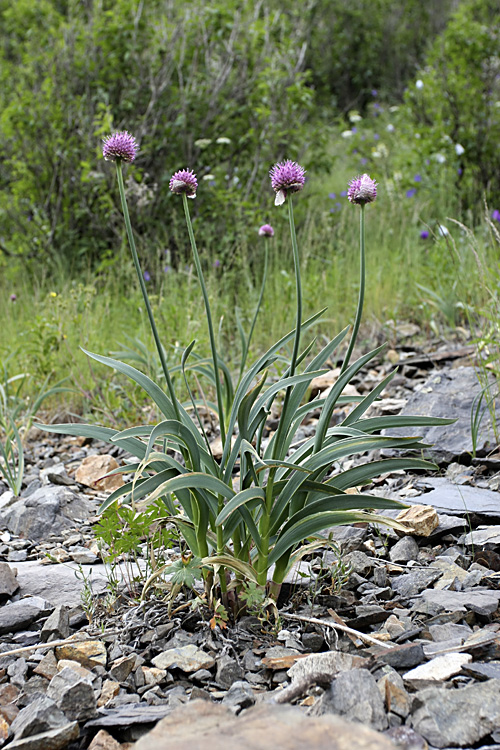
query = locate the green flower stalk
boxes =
[169,169,226,448]
[341,174,378,374]
[103,132,181,421]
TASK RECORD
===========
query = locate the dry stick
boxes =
[280,611,394,650]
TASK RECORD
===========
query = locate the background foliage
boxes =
[2,0,488,275]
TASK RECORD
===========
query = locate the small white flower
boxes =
[386,124,395,133]
[341,130,353,138]
[348,111,362,123]
[202,174,215,181]
[414,133,421,139]
[216,137,231,145]
[389,106,400,113]
[194,138,212,148]
[455,143,465,156]
[416,79,424,90]
[434,153,446,164]
[437,224,449,237]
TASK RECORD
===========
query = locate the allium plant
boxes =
[41,141,452,613]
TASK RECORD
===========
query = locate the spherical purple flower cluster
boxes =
[269,160,306,206]
[102,131,139,163]
[169,169,198,198]
[258,224,274,237]
[347,174,378,205]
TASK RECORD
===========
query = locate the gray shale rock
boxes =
[413,480,500,519]
[1,486,97,541]
[389,536,419,564]
[46,666,97,722]
[5,722,79,750]
[0,596,52,635]
[416,587,500,615]
[411,679,500,748]
[315,668,388,731]
[0,562,20,599]
[391,568,442,598]
[9,695,68,740]
[40,605,70,642]
[387,366,499,462]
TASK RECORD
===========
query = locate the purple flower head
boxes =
[340,190,347,198]
[102,131,138,163]
[163,265,171,273]
[406,188,417,198]
[143,271,151,282]
[169,169,198,198]
[269,159,306,206]
[414,174,422,183]
[258,224,274,237]
[420,230,430,240]
[213,259,221,268]
[492,209,500,223]
[347,174,378,205]
[328,193,336,199]
[10,293,17,302]
[371,89,378,97]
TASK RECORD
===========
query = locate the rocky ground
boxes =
[1,334,500,750]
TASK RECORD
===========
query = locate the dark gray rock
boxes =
[344,551,373,576]
[8,657,28,688]
[0,562,20,599]
[40,605,70,642]
[2,486,97,541]
[5,722,79,750]
[387,367,499,462]
[316,669,388,731]
[46,666,97,722]
[391,568,442,598]
[221,681,255,712]
[389,537,419,564]
[84,703,172,730]
[0,596,51,634]
[373,643,425,669]
[411,679,500,748]
[216,655,244,689]
[10,695,67,740]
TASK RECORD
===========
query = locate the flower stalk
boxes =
[181,193,226,448]
[341,203,366,374]
[115,162,181,420]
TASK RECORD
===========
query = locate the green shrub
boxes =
[404,0,500,211]
[0,0,320,273]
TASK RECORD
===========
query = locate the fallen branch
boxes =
[280,610,394,650]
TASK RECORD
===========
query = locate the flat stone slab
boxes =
[13,559,146,608]
[388,367,499,462]
[403,653,472,685]
[464,525,500,545]
[416,588,500,615]
[412,479,500,518]
[132,700,396,750]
